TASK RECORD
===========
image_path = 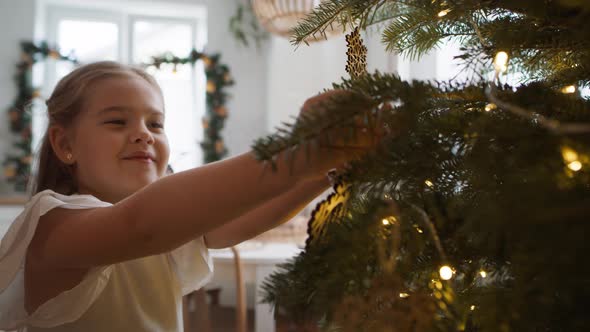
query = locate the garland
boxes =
[144,49,234,164]
[3,41,78,192]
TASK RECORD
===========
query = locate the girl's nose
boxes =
[130,125,154,144]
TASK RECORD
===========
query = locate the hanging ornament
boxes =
[215,140,225,154]
[345,27,368,79]
[48,50,60,59]
[215,107,228,118]
[305,173,351,246]
[251,0,341,42]
[4,165,16,178]
[206,80,216,93]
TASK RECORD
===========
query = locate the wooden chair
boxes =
[183,246,247,332]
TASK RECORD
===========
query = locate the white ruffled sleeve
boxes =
[0,190,112,331]
[167,237,214,296]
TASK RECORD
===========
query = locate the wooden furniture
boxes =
[183,246,247,332]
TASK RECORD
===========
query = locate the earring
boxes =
[66,153,73,161]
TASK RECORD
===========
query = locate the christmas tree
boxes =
[251,0,590,331]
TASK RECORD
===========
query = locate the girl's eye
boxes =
[105,120,125,125]
[151,122,164,129]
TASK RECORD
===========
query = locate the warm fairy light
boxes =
[561,147,579,163]
[416,227,424,234]
[399,292,410,298]
[470,305,476,311]
[561,85,576,94]
[439,265,454,280]
[485,103,497,112]
[568,160,582,172]
[425,180,434,187]
[382,216,397,225]
[438,9,451,17]
[479,270,487,278]
[493,51,509,73]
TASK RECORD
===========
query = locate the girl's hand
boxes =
[295,89,391,181]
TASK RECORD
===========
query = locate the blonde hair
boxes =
[28,61,163,197]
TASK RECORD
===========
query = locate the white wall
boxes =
[265,25,463,134]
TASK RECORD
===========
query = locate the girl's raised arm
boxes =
[28,147,335,269]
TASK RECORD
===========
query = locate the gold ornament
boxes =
[20,52,33,65]
[9,110,18,122]
[224,72,232,83]
[206,81,216,93]
[345,27,368,79]
[49,50,60,59]
[215,107,228,117]
[306,175,351,246]
[215,140,225,154]
[202,56,212,68]
[20,155,33,165]
[4,165,16,178]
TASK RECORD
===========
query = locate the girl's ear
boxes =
[48,125,75,164]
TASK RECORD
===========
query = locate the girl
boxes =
[0,61,385,331]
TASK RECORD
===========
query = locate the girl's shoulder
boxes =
[26,189,112,213]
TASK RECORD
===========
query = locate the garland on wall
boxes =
[144,49,235,163]
[3,41,78,192]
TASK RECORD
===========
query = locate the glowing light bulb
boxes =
[416,227,424,234]
[399,293,409,298]
[438,9,451,17]
[479,270,487,278]
[485,103,497,112]
[382,216,397,225]
[568,161,582,171]
[425,180,434,187]
[493,51,509,73]
[439,265,454,280]
[470,305,476,311]
[561,85,576,94]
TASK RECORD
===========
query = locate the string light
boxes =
[438,9,451,17]
[493,51,509,73]
[485,103,497,112]
[382,216,397,226]
[568,160,582,172]
[479,270,487,278]
[425,180,434,188]
[561,146,583,171]
[416,227,424,234]
[439,265,454,280]
[470,305,476,311]
[399,292,410,298]
[561,85,576,94]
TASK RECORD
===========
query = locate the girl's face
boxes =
[68,76,170,203]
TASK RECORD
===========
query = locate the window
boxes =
[34,0,207,172]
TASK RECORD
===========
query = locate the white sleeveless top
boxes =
[0,190,214,331]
